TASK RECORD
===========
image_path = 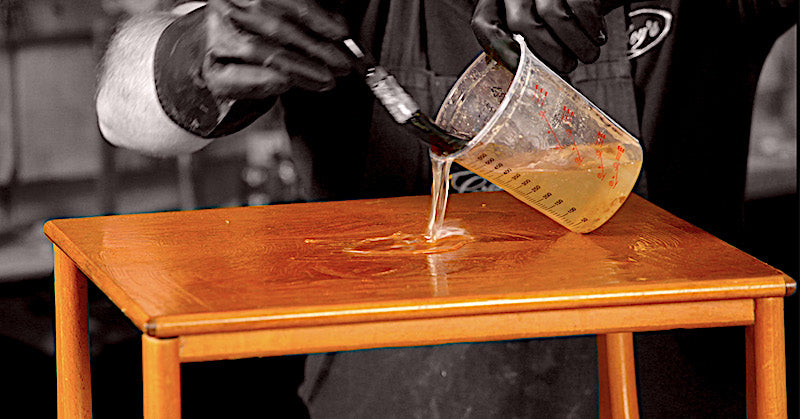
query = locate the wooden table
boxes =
[45,192,795,418]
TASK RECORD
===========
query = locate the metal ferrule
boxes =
[365,67,420,124]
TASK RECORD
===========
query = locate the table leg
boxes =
[54,246,92,418]
[142,335,182,418]
[597,332,640,419]
[746,297,787,418]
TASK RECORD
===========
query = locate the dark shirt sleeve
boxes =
[733,0,797,36]
[153,5,276,138]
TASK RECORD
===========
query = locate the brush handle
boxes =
[343,39,470,155]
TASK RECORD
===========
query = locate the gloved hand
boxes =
[154,0,354,137]
[203,0,354,99]
[471,0,625,73]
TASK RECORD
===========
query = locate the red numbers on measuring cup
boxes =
[561,106,574,125]
[596,152,606,180]
[565,129,583,164]
[593,131,624,188]
[607,145,626,188]
[595,130,607,181]
[532,85,548,106]
[609,162,620,188]
[539,110,565,150]
[595,131,606,147]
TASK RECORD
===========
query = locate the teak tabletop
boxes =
[45,192,795,418]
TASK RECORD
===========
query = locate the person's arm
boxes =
[97,9,213,156]
[97,0,353,157]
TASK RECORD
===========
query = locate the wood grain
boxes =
[177,299,753,363]
[142,335,181,418]
[746,297,788,418]
[44,192,793,338]
[598,333,640,419]
[46,191,795,418]
[54,246,92,418]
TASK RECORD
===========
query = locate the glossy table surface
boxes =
[44,192,794,338]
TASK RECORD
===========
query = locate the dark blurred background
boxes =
[0,0,796,417]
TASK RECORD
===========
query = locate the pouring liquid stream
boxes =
[325,38,642,254]
[425,156,462,241]
[333,38,474,254]
[341,154,471,255]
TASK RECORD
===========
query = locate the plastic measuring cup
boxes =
[435,35,643,233]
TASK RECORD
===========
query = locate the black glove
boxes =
[471,0,624,73]
[203,0,353,99]
[154,0,353,138]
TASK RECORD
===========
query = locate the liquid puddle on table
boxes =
[306,155,474,256]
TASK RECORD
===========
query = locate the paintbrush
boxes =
[343,39,470,156]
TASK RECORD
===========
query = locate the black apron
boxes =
[298,3,636,417]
